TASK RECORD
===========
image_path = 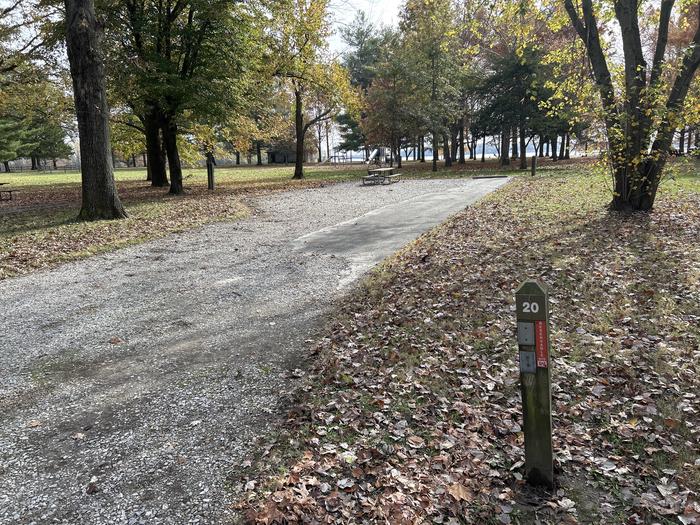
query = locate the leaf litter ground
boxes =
[236,171,700,524]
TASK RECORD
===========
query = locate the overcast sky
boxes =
[327,0,402,53]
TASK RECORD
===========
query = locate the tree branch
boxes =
[650,0,675,87]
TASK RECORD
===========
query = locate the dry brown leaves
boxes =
[237,173,700,524]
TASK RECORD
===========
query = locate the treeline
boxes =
[1,0,699,218]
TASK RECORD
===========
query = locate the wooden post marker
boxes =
[515,280,553,488]
[206,152,215,191]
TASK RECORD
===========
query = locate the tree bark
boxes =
[551,135,558,161]
[161,115,183,194]
[144,107,168,186]
[519,125,527,170]
[65,0,126,220]
[511,127,518,158]
[501,129,510,166]
[3,161,10,172]
[293,88,305,179]
[481,134,486,162]
[431,131,438,172]
[444,134,452,167]
[564,133,571,159]
[559,134,566,159]
[256,141,262,165]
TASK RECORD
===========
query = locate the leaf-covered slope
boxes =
[238,172,700,524]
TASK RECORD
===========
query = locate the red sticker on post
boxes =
[535,320,548,368]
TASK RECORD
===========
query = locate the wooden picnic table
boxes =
[363,166,402,186]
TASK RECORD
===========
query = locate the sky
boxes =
[327,0,402,53]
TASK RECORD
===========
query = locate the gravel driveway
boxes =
[0,178,507,524]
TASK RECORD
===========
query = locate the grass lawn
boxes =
[238,161,700,524]
[0,158,574,281]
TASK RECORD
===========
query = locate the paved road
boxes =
[0,178,507,524]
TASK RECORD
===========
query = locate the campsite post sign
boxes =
[515,280,553,488]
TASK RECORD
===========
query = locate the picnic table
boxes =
[0,182,15,201]
[362,166,402,186]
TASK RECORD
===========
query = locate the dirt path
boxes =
[0,178,507,524]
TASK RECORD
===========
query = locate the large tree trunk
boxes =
[293,88,305,179]
[564,133,571,159]
[612,158,665,211]
[256,141,263,166]
[161,115,183,194]
[3,161,10,172]
[519,125,527,170]
[65,0,126,220]
[679,127,686,154]
[551,135,558,161]
[431,131,438,172]
[144,107,168,187]
[458,121,466,164]
[481,135,486,162]
[501,129,510,166]
[511,127,518,158]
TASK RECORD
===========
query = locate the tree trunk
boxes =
[444,134,452,167]
[612,158,664,211]
[144,108,168,186]
[519,125,527,170]
[420,136,425,162]
[501,129,510,166]
[236,152,240,165]
[551,135,558,161]
[431,131,438,172]
[256,141,262,165]
[559,134,566,159]
[31,156,37,170]
[65,0,126,220]
[511,127,518,158]
[316,124,322,163]
[325,121,331,162]
[539,136,545,157]
[481,135,486,162]
[451,127,459,161]
[3,161,10,172]
[545,139,549,157]
[679,127,686,154]
[161,116,183,194]
[564,133,571,159]
[293,88,305,179]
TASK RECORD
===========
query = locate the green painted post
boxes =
[515,280,553,488]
